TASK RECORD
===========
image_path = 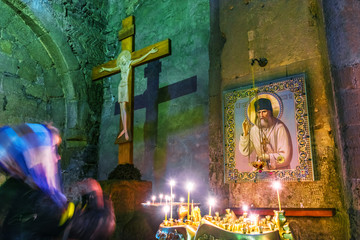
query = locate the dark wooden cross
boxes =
[92,16,171,165]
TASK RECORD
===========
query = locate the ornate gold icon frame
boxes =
[223,74,314,182]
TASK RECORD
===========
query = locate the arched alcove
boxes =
[0,0,103,183]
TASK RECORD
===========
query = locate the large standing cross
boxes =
[92,16,171,165]
[113,60,197,180]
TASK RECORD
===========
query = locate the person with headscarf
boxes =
[239,98,293,170]
[0,123,115,240]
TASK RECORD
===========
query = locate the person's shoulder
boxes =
[274,118,288,128]
[1,178,30,193]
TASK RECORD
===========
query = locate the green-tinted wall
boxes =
[1,0,359,238]
[97,0,211,202]
[0,0,106,185]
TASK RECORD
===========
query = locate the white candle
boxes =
[243,205,249,218]
[272,181,282,211]
[208,198,215,216]
[170,180,175,219]
[242,205,249,213]
[250,214,258,226]
[164,205,169,221]
[186,182,193,220]
[192,200,194,216]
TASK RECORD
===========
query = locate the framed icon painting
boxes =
[223,74,314,182]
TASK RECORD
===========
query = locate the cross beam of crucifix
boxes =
[91,16,171,165]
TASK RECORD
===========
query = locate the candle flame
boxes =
[272,181,282,190]
[242,205,249,212]
[208,198,215,206]
[186,182,194,191]
[250,214,257,222]
[170,179,176,187]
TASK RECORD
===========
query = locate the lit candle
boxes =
[208,198,215,216]
[186,182,193,220]
[165,195,169,204]
[170,180,175,219]
[272,181,282,211]
[152,195,156,205]
[164,205,169,221]
[250,214,259,226]
[243,205,249,218]
[159,194,163,204]
[180,197,184,204]
[192,200,194,213]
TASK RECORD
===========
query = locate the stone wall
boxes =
[0,0,107,185]
[1,0,356,238]
[100,180,154,240]
[323,0,360,239]
[209,0,349,239]
[97,0,211,206]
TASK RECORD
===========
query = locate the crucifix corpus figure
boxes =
[92,15,170,165]
[99,47,158,140]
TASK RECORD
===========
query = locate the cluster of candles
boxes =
[148,180,283,226]
[145,180,197,220]
[145,180,218,222]
[207,208,280,234]
[207,180,286,235]
[147,194,180,205]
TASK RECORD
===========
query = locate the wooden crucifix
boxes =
[92,16,171,165]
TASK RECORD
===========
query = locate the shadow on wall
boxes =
[114,60,197,181]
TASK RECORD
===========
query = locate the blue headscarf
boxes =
[0,123,66,207]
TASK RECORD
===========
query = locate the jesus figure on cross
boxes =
[100,47,158,140]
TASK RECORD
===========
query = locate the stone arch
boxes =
[1,0,89,139]
[0,0,101,182]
